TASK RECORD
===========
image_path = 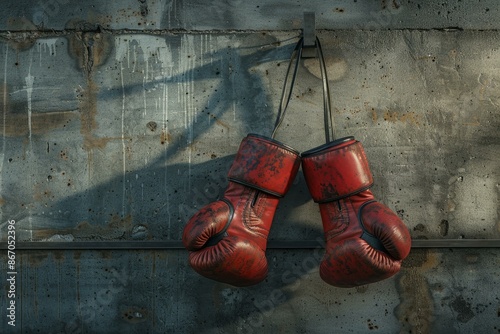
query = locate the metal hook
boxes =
[302,12,316,58]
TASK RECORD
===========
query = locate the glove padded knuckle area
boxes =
[360,202,412,260]
[188,238,268,287]
[189,237,238,270]
[182,201,230,251]
[320,239,401,287]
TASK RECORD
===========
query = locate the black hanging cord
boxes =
[271,38,303,139]
[316,37,335,143]
[271,36,335,143]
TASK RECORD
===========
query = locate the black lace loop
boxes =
[271,37,335,143]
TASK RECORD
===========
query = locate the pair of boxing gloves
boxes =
[182,134,412,287]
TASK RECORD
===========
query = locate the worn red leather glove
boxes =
[182,134,300,286]
[301,137,411,287]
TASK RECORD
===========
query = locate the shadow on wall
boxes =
[2,32,330,334]
[3,33,317,242]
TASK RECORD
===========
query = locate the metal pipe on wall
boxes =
[1,239,500,250]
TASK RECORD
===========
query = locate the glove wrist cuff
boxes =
[228,134,301,197]
[302,137,374,202]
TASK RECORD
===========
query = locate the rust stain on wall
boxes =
[26,252,49,266]
[69,30,116,152]
[369,106,422,126]
[76,79,127,151]
[73,250,82,261]
[206,113,230,132]
[98,250,113,259]
[32,214,133,241]
[26,251,66,266]
[53,250,65,262]
[1,84,78,137]
[67,29,111,72]
[371,107,378,123]
[160,129,171,145]
[0,110,78,137]
[395,249,438,333]
[382,110,421,125]
[4,17,38,51]
[77,79,101,151]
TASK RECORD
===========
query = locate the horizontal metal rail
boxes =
[1,239,500,250]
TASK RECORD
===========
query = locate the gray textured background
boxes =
[0,1,499,333]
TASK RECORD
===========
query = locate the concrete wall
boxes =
[0,1,499,333]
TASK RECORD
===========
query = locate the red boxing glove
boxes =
[301,137,411,288]
[182,134,300,286]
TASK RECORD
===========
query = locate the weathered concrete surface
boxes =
[0,248,499,333]
[2,0,500,31]
[0,2,500,333]
[0,30,498,242]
